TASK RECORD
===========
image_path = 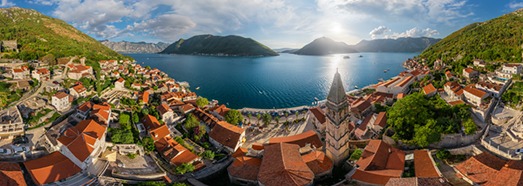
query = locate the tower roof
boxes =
[327,70,347,104]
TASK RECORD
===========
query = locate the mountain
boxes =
[101,40,169,53]
[354,37,440,53]
[160,34,278,56]
[0,7,124,61]
[420,9,523,63]
[273,48,298,53]
[293,37,357,55]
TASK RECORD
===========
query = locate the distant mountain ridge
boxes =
[0,7,123,60]
[101,40,169,53]
[292,37,440,55]
[160,34,278,56]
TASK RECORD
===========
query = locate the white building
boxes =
[209,121,245,153]
[52,92,72,111]
[11,66,29,80]
[157,103,178,125]
[463,85,489,107]
[0,107,24,140]
[56,119,107,170]
[31,68,51,81]
[115,78,125,90]
[69,84,87,98]
[376,75,414,96]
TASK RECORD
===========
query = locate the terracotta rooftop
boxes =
[381,78,401,87]
[396,76,414,87]
[455,152,507,184]
[57,119,106,162]
[77,101,92,112]
[423,83,437,95]
[209,121,244,150]
[386,177,450,186]
[24,151,81,185]
[486,160,523,186]
[258,143,314,186]
[301,150,333,175]
[231,147,248,158]
[268,130,323,149]
[374,112,387,128]
[155,136,198,165]
[157,103,173,116]
[116,78,125,83]
[448,100,465,106]
[414,150,440,178]
[504,63,521,68]
[464,68,475,74]
[211,104,230,117]
[53,91,69,99]
[355,115,372,139]
[476,81,503,91]
[309,107,326,124]
[352,140,405,185]
[464,85,488,98]
[228,156,262,182]
[142,114,162,130]
[0,162,27,186]
[72,84,86,93]
[150,124,171,141]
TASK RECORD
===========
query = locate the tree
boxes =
[184,114,199,130]
[463,118,477,135]
[436,149,451,160]
[79,77,93,89]
[349,149,362,161]
[256,113,261,125]
[141,137,155,152]
[195,97,209,108]
[175,163,195,174]
[285,112,289,122]
[119,113,130,126]
[275,116,280,125]
[262,113,272,126]
[41,54,56,65]
[412,119,440,147]
[247,113,252,124]
[111,129,134,144]
[225,109,243,125]
[202,150,215,160]
[132,113,139,123]
[193,125,206,141]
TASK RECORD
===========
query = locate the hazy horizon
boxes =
[3,0,522,48]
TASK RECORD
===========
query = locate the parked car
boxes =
[12,146,29,154]
[13,136,29,145]
[516,148,523,155]
[0,148,12,155]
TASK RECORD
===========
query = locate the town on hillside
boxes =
[1,54,523,185]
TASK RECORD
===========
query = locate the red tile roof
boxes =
[396,76,414,87]
[464,85,488,98]
[141,91,149,103]
[77,101,92,112]
[486,160,523,186]
[116,78,125,83]
[57,119,106,162]
[142,114,162,130]
[155,136,198,165]
[258,143,314,186]
[455,152,507,184]
[374,112,387,128]
[150,124,171,141]
[209,121,244,150]
[157,103,172,116]
[352,140,405,185]
[24,152,81,185]
[211,104,230,117]
[448,100,465,106]
[268,130,323,148]
[464,68,475,74]
[228,156,262,181]
[301,150,333,175]
[423,83,437,95]
[72,84,86,93]
[231,147,248,158]
[0,162,27,186]
[309,107,326,124]
[414,150,440,178]
[53,91,69,99]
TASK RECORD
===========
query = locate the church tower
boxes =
[325,70,351,165]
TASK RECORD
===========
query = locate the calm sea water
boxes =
[127,53,418,109]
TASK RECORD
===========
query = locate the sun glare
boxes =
[330,22,344,34]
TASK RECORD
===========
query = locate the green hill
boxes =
[0,7,124,61]
[160,34,278,56]
[420,9,523,64]
[294,37,357,55]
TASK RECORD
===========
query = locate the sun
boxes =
[329,22,344,34]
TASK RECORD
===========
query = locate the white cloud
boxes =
[369,26,391,39]
[385,27,440,39]
[28,0,58,5]
[317,0,472,24]
[128,14,196,41]
[50,0,133,38]
[509,2,523,9]
[0,0,14,7]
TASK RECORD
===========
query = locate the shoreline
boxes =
[237,83,377,113]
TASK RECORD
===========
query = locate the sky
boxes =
[1,0,522,48]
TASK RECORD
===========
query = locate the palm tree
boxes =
[256,113,261,125]
[285,112,289,122]
[295,112,299,122]
[275,116,280,125]
[248,113,252,124]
